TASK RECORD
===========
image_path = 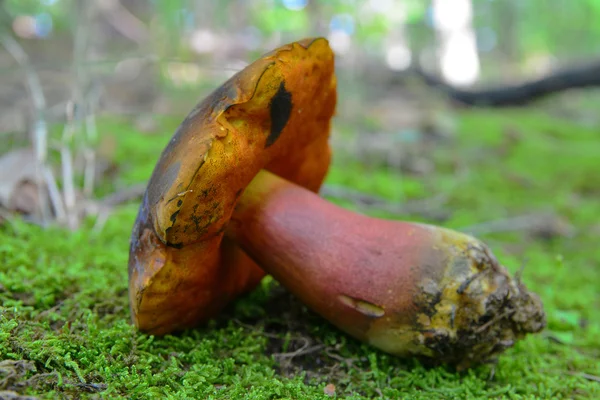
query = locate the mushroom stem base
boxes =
[227,169,546,368]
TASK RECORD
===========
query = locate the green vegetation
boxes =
[1,109,599,399]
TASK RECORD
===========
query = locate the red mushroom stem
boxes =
[227,169,545,367]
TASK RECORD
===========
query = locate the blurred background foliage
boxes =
[1,0,599,228]
[1,0,598,194]
[1,1,599,398]
[2,0,599,116]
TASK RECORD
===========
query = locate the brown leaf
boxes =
[0,148,42,217]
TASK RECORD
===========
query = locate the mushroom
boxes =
[129,38,545,367]
[128,38,335,334]
[228,169,546,368]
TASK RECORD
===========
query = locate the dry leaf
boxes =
[0,148,42,217]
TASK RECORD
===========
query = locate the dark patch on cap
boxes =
[164,226,183,248]
[170,210,180,224]
[265,82,292,148]
[166,241,183,249]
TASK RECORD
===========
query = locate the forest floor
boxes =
[1,103,599,399]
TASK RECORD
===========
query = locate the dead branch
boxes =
[459,213,574,237]
[273,343,325,360]
[0,33,52,224]
[99,183,147,207]
[96,0,149,44]
[565,371,600,383]
[320,184,450,220]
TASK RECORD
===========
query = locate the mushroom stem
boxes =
[227,169,545,368]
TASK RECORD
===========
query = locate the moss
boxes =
[1,109,599,399]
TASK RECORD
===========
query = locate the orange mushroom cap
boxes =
[128,38,337,334]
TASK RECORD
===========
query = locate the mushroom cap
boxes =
[128,37,337,334]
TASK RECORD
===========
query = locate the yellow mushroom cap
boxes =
[128,38,337,334]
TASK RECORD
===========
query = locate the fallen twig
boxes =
[320,184,450,220]
[324,346,359,369]
[83,112,99,197]
[232,319,307,342]
[96,0,149,44]
[459,213,574,237]
[42,165,66,224]
[475,309,515,334]
[273,343,325,360]
[565,371,600,383]
[100,183,147,207]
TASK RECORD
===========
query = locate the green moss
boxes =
[1,109,599,399]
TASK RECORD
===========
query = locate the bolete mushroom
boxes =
[129,37,545,368]
[228,169,545,368]
[128,38,336,334]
